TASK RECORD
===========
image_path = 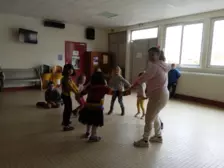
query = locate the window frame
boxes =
[131,26,159,41]
[164,21,204,68]
[207,17,224,69]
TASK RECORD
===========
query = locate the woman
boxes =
[131,47,169,147]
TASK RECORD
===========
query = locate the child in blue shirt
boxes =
[168,64,181,98]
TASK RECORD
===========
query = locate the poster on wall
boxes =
[103,54,108,64]
[93,57,99,66]
[72,56,80,70]
[58,54,63,61]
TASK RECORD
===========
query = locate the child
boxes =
[72,74,86,117]
[61,64,79,131]
[0,66,4,92]
[108,66,131,116]
[133,71,147,119]
[78,71,130,142]
[131,47,169,147]
[168,63,181,98]
[36,81,61,108]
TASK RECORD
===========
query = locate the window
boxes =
[165,23,203,66]
[164,26,182,64]
[131,28,158,41]
[210,20,224,66]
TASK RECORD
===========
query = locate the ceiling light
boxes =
[98,12,118,18]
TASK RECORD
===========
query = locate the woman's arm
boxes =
[132,62,157,88]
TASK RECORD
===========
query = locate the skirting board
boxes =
[2,86,38,92]
[175,94,224,109]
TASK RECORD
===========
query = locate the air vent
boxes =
[98,12,118,18]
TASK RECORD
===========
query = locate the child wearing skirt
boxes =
[79,71,130,142]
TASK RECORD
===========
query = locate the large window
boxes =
[131,27,158,41]
[210,20,224,66]
[165,23,203,65]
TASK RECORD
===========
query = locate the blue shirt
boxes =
[168,68,181,84]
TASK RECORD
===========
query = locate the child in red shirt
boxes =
[79,71,130,142]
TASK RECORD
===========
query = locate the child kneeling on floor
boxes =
[36,81,62,109]
[78,71,130,142]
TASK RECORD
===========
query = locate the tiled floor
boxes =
[0,90,224,168]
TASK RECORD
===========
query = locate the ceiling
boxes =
[0,0,224,28]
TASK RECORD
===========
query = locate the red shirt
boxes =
[86,85,112,104]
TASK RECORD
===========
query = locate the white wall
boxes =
[111,9,224,102]
[0,14,108,69]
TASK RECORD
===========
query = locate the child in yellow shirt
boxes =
[61,64,79,131]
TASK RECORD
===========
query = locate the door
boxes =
[65,41,87,79]
[131,38,158,82]
[108,31,127,75]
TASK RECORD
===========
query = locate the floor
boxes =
[0,90,224,168]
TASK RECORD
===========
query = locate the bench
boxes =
[2,68,42,90]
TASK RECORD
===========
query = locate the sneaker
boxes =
[61,121,72,126]
[133,139,149,148]
[72,109,78,117]
[149,136,163,143]
[63,126,74,131]
[140,114,145,119]
[161,122,164,130]
[107,110,113,115]
[121,108,125,116]
[88,136,101,142]
[80,132,90,139]
[134,113,140,117]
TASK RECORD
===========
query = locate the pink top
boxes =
[134,61,169,96]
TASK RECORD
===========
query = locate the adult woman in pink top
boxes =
[132,47,169,147]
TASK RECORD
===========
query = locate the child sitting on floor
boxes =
[78,71,130,142]
[36,81,61,109]
[72,74,86,117]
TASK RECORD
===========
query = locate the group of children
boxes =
[35,47,181,146]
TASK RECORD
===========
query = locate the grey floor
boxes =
[0,90,224,168]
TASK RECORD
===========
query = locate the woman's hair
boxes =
[62,64,75,76]
[148,47,160,54]
[148,47,166,61]
[159,50,166,61]
[94,66,102,73]
[138,71,145,77]
[77,74,85,84]
[90,72,106,85]
[113,66,121,76]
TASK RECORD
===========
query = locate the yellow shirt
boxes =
[61,77,79,96]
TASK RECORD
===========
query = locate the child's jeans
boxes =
[109,91,124,112]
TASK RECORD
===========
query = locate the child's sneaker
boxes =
[107,110,113,115]
[133,139,149,148]
[134,112,140,117]
[88,136,101,142]
[140,114,145,119]
[61,121,72,126]
[81,132,90,139]
[149,136,163,143]
[63,126,74,131]
[161,122,164,130]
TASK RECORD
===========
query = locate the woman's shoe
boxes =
[63,126,74,131]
